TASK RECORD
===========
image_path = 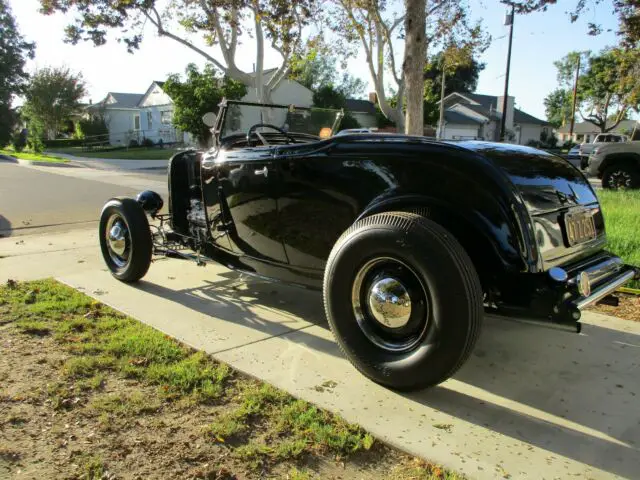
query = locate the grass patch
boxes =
[598,190,640,287]
[0,279,460,479]
[47,146,179,160]
[0,148,67,163]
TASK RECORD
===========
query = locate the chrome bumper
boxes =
[561,255,638,317]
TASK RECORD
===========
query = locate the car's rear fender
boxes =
[356,194,530,293]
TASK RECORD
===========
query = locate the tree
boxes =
[39,0,314,104]
[289,45,366,97]
[543,88,573,128]
[0,0,35,147]
[551,48,639,132]
[328,0,484,133]
[163,63,247,146]
[403,0,427,135]
[579,48,639,132]
[22,67,86,141]
[312,85,361,130]
[508,1,640,47]
[423,50,485,124]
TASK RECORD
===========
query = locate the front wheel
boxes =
[99,197,152,283]
[602,164,640,189]
[323,212,483,391]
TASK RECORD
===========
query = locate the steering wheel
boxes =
[246,123,295,146]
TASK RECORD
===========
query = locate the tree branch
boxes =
[143,9,229,74]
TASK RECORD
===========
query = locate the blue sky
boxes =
[9,0,622,120]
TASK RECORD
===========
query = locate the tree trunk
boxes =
[403,0,426,135]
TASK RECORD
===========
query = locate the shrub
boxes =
[11,130,27,152]
[128,139,139,148]
[545,134,558,148]
[43,138,83,148]
[562,140,576,149]
[526,139,541,148]
[75,116,108,139]
[141,137,154,148]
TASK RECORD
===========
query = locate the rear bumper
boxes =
[556,254,638,329]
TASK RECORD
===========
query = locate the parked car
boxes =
[566,145,582,169]
[587,140,640,188]
[579,133,628,163]
[98,99,638,391]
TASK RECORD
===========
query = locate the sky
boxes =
[8,0,623,120]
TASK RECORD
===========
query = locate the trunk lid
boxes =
[456,142,598,214]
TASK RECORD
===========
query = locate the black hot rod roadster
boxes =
[99,100,637,391]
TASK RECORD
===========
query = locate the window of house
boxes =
[134,114,140,131]
[147,111,153,129]
[161,110,172,125]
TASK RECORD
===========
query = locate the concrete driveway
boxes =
[1,229,638,479]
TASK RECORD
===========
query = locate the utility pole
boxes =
[569,54,581,141]
[499,4,515,142]
[437,67,446,139]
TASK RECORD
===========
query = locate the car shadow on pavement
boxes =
[404,315,640,478]
[135,271,639,478]
[0,215,12,237]
[135,269,335,352]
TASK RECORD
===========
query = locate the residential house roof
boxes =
[345,99,376,114]
[556,119,638,134]
[90,92,144,110]
[444,110,484,125]
[444,92,549,125]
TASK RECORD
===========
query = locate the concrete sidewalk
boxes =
[2,229,638,479]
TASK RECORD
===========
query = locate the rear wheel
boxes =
[99,198,152,283]
[602,163,640,189]
[323,212,483,391]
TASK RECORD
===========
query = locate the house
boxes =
[345,99,378,128]
[555,120,638,144]
[92,74,317,146]
[438,93,550,145]
[89,83,188,147]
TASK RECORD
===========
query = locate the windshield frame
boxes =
[212,98,344,147]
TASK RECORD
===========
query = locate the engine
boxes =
[186,198,208,241]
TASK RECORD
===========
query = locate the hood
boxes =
[454,142,598,214]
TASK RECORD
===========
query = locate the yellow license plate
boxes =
[564,210,597,246]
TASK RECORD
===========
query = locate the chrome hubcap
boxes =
[105,214,130,268]
[352,257,429,352]
[367,277,412,328]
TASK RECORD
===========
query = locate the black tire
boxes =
[602,163,640,189]
[99,197,152,283]
[323,212,483,391]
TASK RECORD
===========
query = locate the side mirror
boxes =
[202,112,217,127]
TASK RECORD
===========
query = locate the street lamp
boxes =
[499,3,515,142]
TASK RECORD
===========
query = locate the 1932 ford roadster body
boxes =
[99,100,637,391]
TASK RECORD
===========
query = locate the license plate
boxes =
[564,209,597,246]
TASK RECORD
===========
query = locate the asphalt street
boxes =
[0,161,166,237]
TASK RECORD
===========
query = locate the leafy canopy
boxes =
[22,67,86,145]
[163,63,246,145]
[0,0,35,146]
[549,48,639,132]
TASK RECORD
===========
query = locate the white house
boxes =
[89,83,188,147]
[555,120,638,144]
[438,93,550,145]
[92,74,317,146]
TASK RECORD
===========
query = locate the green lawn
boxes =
[598,190,640,287]
[0,149,67,163]
[0,279,461,480]
[47,147,180,160]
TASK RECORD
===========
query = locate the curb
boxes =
[1,153,76,168]
[15,158,77,168]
